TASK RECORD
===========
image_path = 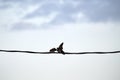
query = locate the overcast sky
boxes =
[0,0,120,80]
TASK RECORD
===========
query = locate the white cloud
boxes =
[23,12,59,26]
[71,12,88,22]
[0,6,20,28]
[0,2,40,31]
[59,0,65,4]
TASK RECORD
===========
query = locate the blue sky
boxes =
[0,0,120,80]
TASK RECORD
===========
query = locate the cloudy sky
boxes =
[0,0,120,80]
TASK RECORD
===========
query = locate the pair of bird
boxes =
[49,42,64,54]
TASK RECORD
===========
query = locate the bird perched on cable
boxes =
[57,42,65,55]
[49,48,56,53]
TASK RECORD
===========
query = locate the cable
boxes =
[0,49,120,55]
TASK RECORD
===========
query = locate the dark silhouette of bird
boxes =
[49,48,56,53]
[57,42,65,55]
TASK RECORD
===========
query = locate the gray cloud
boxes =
[0,0,120,30]
[24,0,120,24]
[11,22,38,31]
[79,0,120,22]
[0,4,10,9]
[1,0,120,22]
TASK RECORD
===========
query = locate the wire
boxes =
[0,49,120,55]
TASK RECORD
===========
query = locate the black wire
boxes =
[0,49,120,55]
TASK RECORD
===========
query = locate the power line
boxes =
[0,49,120,55]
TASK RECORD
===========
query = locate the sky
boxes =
[0,0,120,80]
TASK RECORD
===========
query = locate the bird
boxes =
[57,42,65,54]
[49,48,56,53]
